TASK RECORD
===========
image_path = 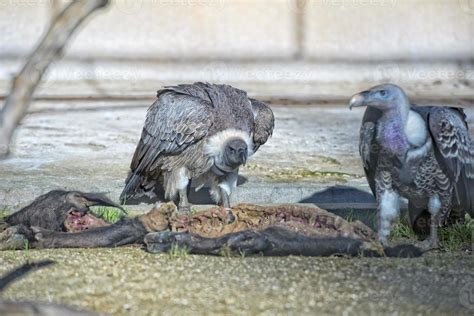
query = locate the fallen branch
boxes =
[0,0,109,157]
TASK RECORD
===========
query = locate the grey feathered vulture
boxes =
[350,84,474,249]
[120,82,274,212]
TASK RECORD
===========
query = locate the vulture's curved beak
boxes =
[349,90,369,110]
[241,151,248,166]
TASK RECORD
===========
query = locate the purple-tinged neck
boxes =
[378,111,409,156]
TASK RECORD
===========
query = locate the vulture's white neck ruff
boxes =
[404,110,428,147]
[205,129,254,158]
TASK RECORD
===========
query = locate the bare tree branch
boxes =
[0,0,109,157]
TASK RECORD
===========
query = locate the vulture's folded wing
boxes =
[359,107,383,196]
[250,98,274,152]
[131,91,214,173]
[427,106,474,215]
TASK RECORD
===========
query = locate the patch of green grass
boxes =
[239,250,246,259]
[218,245,233,258]
[390,215,473,252]
[168,243,189,259]
[317,156,341,165]
[22,239,30,256]
[439,216,473,252]
[90,206,126,224]
[344,209,355,222]
[389,219,418,241]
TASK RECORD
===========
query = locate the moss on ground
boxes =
[244,163,361,183]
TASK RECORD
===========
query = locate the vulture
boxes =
[350,83,474,249]
[120,82,274,212]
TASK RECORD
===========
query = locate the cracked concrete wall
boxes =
[0,0,472,61]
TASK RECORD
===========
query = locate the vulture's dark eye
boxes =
[379,90,387,97]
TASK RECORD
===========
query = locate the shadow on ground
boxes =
[300,185,378,228]
[122,176,249,205]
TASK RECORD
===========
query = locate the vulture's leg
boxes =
[220,189,230,208]
[376,190,400,245]
[177,188,191,214]
[375,166,399,245]
[170,168,191,213]
[418,195,443,250]
[218,172,238,209]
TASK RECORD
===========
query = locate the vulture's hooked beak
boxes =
[241,151,248,166]
[349,90,369,110]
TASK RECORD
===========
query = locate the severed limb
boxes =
[145,226,423,258]
[0,0,109,157]
[30,202,174,249]
[32,220,147,249]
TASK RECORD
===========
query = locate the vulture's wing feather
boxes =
[131,91,214,172]
[359,106,383,196]
[122,90,214,199]
[424,106,474,216]
[250,98,274,151]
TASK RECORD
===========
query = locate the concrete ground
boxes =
[0,101,375,208]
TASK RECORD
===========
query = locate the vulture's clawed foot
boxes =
[177,205,192,215]
[223,208,236,224]
[377,236,390,247]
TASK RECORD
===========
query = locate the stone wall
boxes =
[0,0,473,61]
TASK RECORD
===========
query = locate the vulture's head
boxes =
[349,83,409,112]
[224,138,248,168]
[206,129,253,173]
